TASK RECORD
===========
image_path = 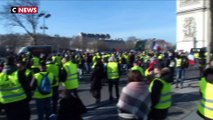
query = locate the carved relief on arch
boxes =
[180,0,200,7]
[183,17,197,39]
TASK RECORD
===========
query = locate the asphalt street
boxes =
[0,68,204,120]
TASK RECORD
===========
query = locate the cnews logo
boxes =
[11,6,38,14]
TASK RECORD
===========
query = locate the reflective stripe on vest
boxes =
[107,62,119,80]
[3,93,26,99]
[149,78,172,109]
[68,72,78,78]
[63,61,79,90]
[0,86,22,91]
[0,72,27,104]
[198,77,213,119]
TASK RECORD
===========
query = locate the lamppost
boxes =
[38,12,51,35]
[207,0,212,63]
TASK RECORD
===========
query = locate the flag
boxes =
[152,41,158,50]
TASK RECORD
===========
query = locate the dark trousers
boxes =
[91,89,101,100]
[148,108,168,120]
[119,117,143,120]
[65,89,79,98]
[36,97,52,120]
[108,79,119,99]
[52,86,59,114]
[4,100,30,120]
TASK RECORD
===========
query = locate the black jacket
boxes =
[90,62,105,91]
[58,95,87,120]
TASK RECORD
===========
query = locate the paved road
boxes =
[0,69,204,120]
[82,69,204,120]
[82,80,202,120]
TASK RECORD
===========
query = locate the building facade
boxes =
[177,0,211,52]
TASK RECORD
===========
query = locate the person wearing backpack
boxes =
[31,62,54,120]
[0,56,30,120]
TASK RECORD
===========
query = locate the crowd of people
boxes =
[0,49,212,120]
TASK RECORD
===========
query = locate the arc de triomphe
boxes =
[176,0,211,52]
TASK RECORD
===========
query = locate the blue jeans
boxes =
[176,68,185,87]
[36,97,52,120]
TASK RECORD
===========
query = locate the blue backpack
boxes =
[38,72,51,95]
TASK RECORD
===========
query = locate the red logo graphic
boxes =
[11,6,38,14]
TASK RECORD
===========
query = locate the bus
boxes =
[18,45,53,56]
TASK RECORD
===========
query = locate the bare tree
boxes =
[0,0,40,45]
[97,40,108,51]
[71,36,81,49]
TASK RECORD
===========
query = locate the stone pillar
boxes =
[207,0,212,62]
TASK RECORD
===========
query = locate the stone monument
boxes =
[176,0,211,52]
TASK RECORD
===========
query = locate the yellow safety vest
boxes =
[176,58,182,67]
[52,56,62,66]
[63,61,79,90]
[198,77,213,119]
[158,54,163,60]
[107,62,119,80]
[149,78,172,109]
[25,69,31,77]
[0,72,27,104]
[47,64,60,87]
[131,66,144,76]
[145,69,151,77]
[194,53,199,59]
[31,57,40,69]
[144,56,149,63]
[33,72,54,99]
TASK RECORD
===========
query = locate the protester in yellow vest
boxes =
[52,55,62,67]
[61,56,80,97]
[31,62,54,120]
[175,55,185,89]
[31,56,40,74]
[46,58,60,114]
[197,67,213,120]
[0,56,30,120]
[131,61,144,76]
[148,67,172,120]
[107,57,120,101]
